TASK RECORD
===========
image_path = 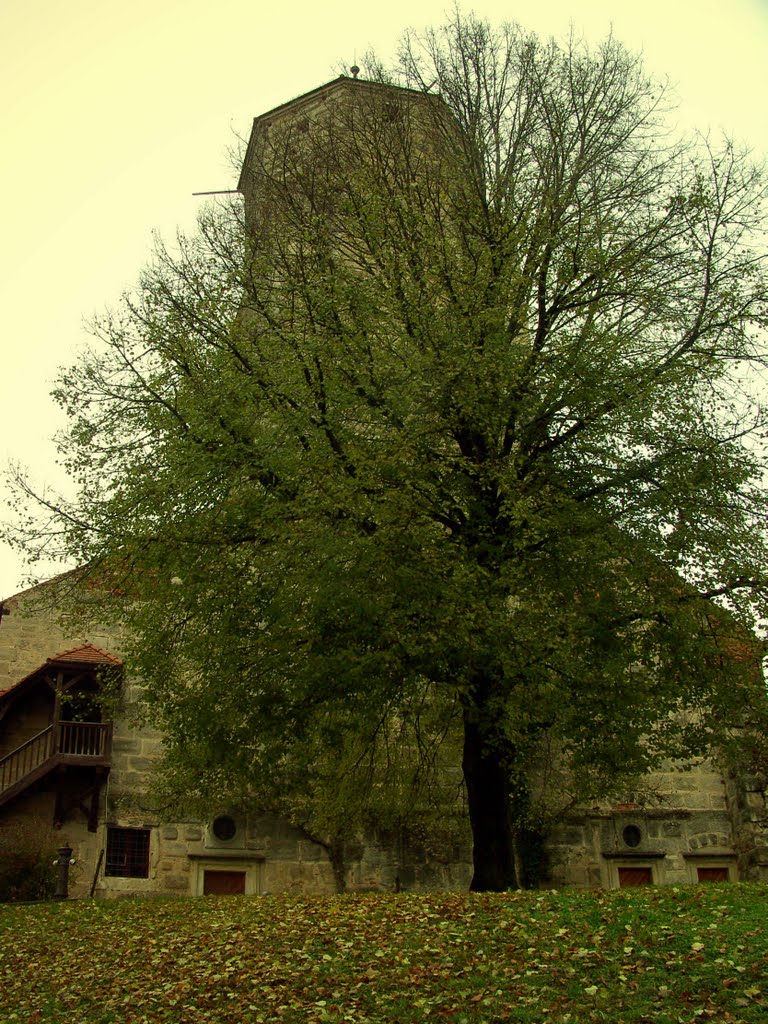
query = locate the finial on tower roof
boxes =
[350,64,360,79]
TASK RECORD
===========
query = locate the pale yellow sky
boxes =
[1,0,767,595]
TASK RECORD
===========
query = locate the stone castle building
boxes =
[1,572,766,899]
[2,77,767,898]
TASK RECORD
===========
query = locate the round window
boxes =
[622,824,642,848]
[212,815,237,841]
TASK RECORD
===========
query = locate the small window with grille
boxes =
[105,826,151,878]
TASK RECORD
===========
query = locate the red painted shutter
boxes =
[618,866,652,886]
[697,866,729,883]
[203,870,246,895]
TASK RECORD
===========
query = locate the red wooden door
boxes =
[203,870,246,895]
[618,866,652,887]
[697,866,729,883]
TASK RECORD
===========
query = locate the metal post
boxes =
[53,845,73,900]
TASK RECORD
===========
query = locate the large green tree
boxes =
[7,16,768,890]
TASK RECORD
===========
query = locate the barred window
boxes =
[105,826,151,878]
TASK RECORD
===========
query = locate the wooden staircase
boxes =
[0,721,112,809]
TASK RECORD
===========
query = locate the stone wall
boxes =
[723,760,768,881]
[545,751,768,888]
[0,584,116,693]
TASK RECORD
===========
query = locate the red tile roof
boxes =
[47,643,123,667]
[0,643,122,698]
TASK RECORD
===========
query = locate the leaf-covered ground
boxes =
[1,885,765,1023]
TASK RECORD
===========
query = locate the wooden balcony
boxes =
[0,720,112,809]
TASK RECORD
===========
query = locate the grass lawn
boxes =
[1,884,765,1023]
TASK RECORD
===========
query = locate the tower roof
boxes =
[237,74,439,193]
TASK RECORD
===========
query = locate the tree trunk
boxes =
[327,838,348,894]
[462,700,518,891]
[298,827,350,893]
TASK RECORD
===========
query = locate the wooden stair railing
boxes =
[0,725,54,792]
[0,721,112,801]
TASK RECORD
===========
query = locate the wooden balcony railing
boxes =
[58,721,112,758]
[0,721,112,796]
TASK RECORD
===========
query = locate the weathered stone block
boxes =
[297,841,325,862]
[267,837,303,859]
[556,828,589,846]
[111,738,140,754]
[159,841,188,857]
[113,772,146,790]
[162,875,190,891]
[586,864,602,886]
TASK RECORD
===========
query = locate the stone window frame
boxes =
[603,852,665,888]
[211,815,238,842]
[682,853,737,884]
[205,814,245,850]
[188,854,264,896]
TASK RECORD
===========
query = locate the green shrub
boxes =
[0,819,59,902]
